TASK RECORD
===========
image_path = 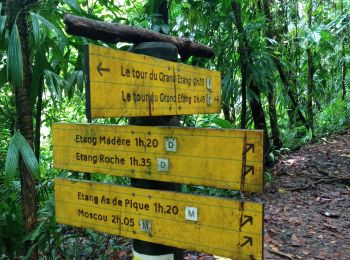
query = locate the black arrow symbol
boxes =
[243,165,255,176]
[240,215,253,228]
[97,62,110,76]
[241,236,253,247]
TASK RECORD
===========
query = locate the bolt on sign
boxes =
[84,44,221,118]
[55,178,264,260]
[52,123,264,192]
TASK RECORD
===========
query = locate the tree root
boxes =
[285,177,350,191]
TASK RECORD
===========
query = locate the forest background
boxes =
[0,0,349,258]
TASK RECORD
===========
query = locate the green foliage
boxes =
[0,176,23,259]
[7,25,23,87]
[182,184,241,199]
[315,97,350,134]
[4,134,19,184]
[5,132,40,184]
[264,171,273,184]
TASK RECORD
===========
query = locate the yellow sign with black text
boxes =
[84,44,221,118]
[55,178,263,259]
[53,123,264,192]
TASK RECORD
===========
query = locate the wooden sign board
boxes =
[84,44,221,118]
[53,123,264,192]
[55,178,263,259]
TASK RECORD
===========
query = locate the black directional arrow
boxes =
[240,215,253,228]
[240,236,253,247]
[97,62,110,76]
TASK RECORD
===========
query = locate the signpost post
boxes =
[126,42,183,260]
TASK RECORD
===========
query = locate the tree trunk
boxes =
[263,0,283,149]
[232,0,271,153]
[34,77,43,161]
[307,1,314,132]
[270,0,309,129]
[232,0,248,129]
[223,103,231,122]
[267,83,282,148]
[342,62,347,100]
[6,1,38,258]
[249,80,271,153]
[341,0,347,101]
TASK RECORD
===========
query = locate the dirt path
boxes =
[262,130,350,260]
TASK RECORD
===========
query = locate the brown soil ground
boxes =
[262,130,350,260]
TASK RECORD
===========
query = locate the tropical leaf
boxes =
[30,12,40,46]
[4,134,20,184]
[44,70,67,101]
[0,15,7,39]
[63,0,83,14]
[30,49,50,105]
[211,118,233,129]
[44,70,57,100]
[76,70,84,91]
[7,25,23,87]
[15,132,40,180]
[30,12,66,41]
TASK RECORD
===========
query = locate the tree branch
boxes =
[64,14,215,60]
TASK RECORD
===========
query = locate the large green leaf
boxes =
[63,0,83,14]
[44,70,67,101]
[44,70,57,101]
[30,12,40,46]
[30,49,50,106]
[211,118,233,129]
[30,12,66,41]
[7,25,23,87]
[4,134,20,184]
[0,15,7,39]
[15,132,40,180]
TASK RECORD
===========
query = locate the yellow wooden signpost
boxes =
[55,178,263,260]
[85,44,221,118]
[53,43,264,259]
[53,122,264,192]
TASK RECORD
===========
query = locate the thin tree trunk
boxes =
[223,103,231,122]
[267,83,282,148]
[34,78,43,161]
[273,56,308,126]
[307,1,314,132]
[231,100,236,126]
[232,0,248,129]
[233,0,271,153]
[277,0,309,129]
[249,80,271,152]
[263,0,283,149]
[341,0,347,101]
[6,1,38,258]
[342,62,347,100]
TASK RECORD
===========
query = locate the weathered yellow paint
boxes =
[85,44,221,118]
[55,178,263,259]
[53,123,264,192]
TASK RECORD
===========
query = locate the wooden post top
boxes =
[64,14,215,60]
